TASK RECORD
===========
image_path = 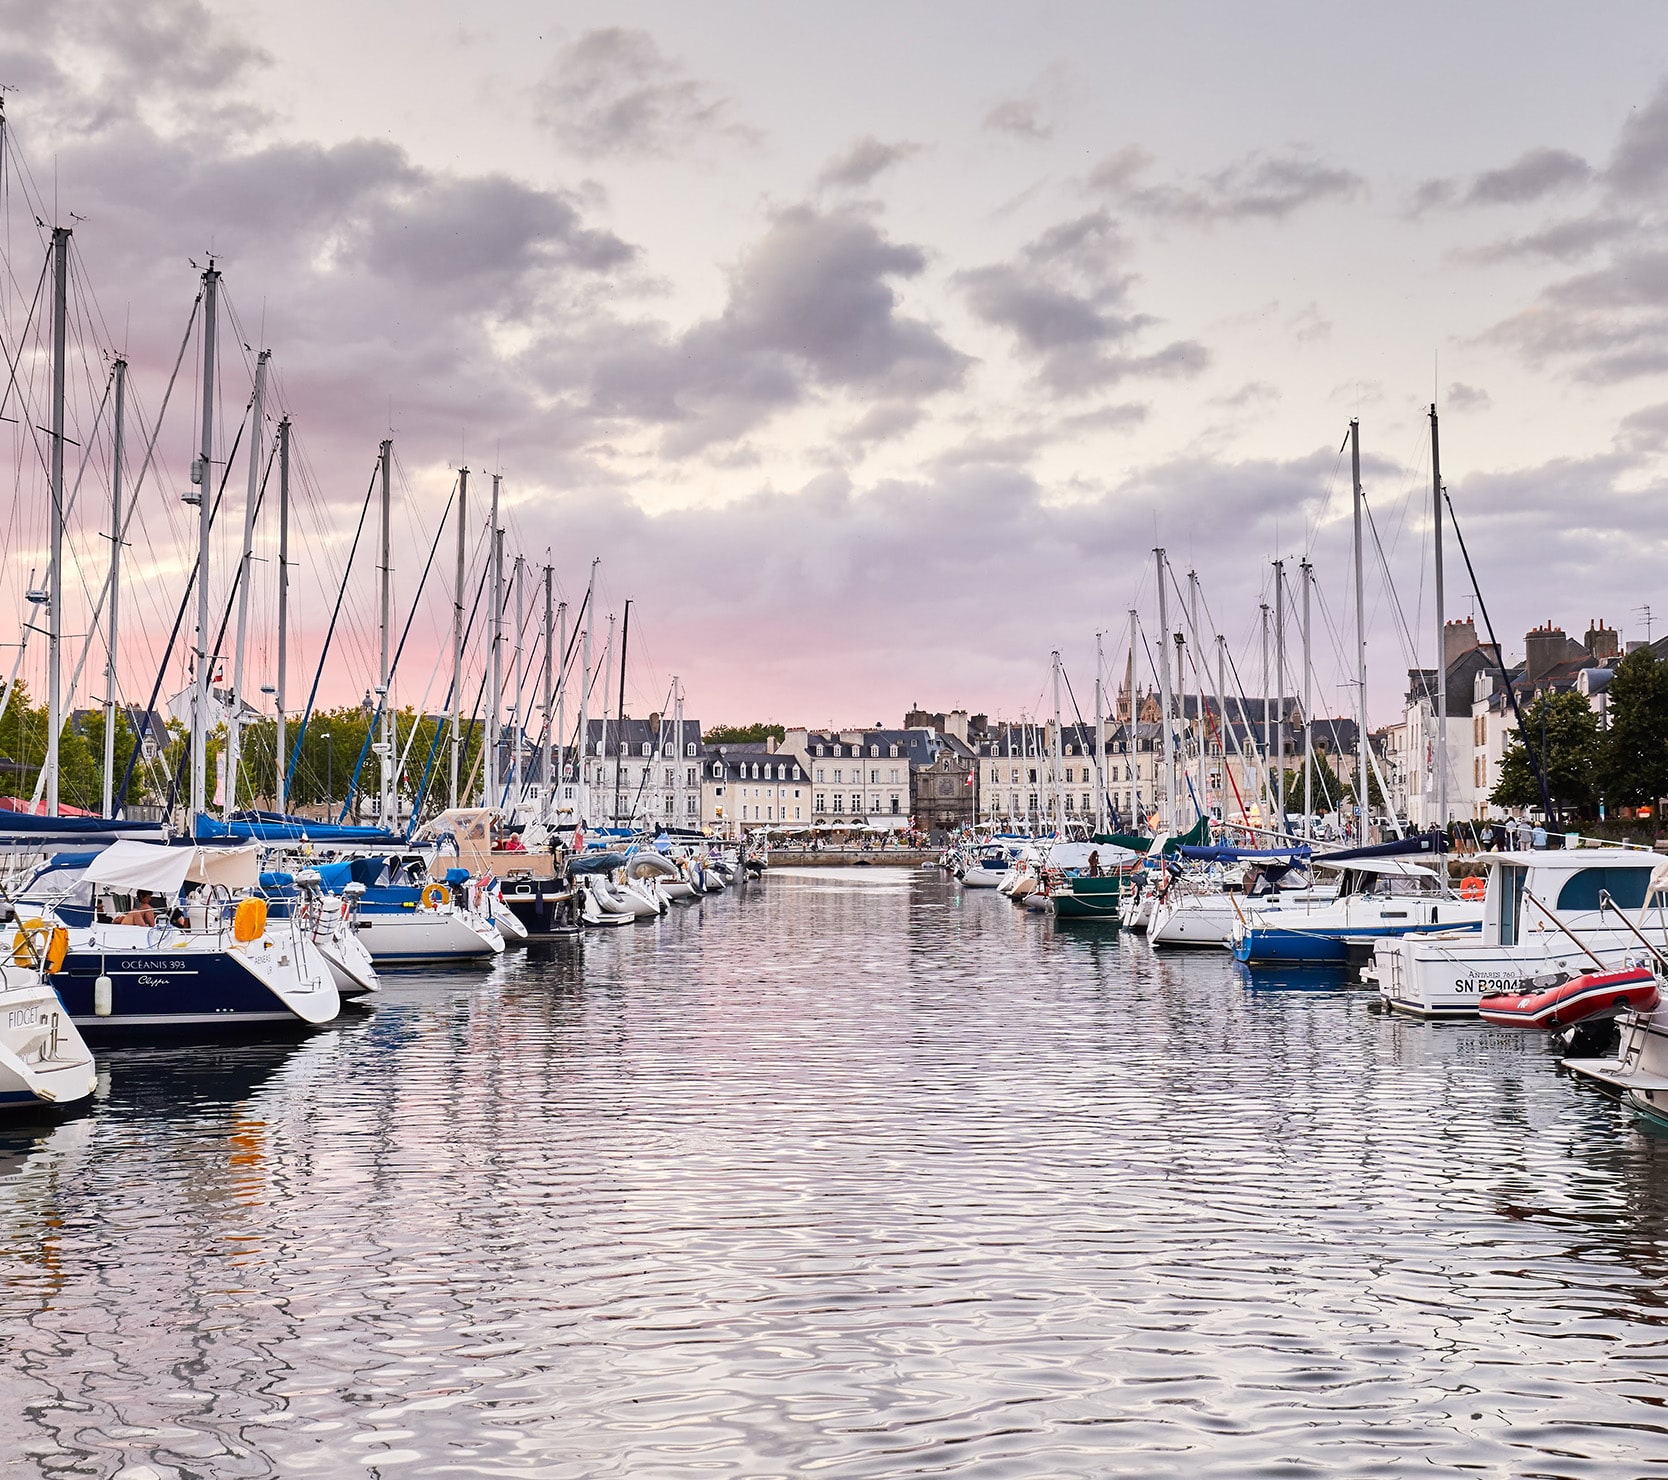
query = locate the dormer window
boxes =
[869,745,878,757]
[686,742,697,757]
[712,762,723,777]
[641,742,651,757]
[815,744,825,756]
[890,744,899,757]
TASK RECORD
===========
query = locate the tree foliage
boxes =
[704,723,785,745]
[1601,647,1668,807]
[1491,690,1600,814]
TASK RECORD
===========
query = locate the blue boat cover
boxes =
[193,810,403,845]
[1178,844,1312,862]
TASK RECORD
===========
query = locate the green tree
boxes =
[704,723,785,745]
[1491,689,1600,815]
[1601,647,1668,809]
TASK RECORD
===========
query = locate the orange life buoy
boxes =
[1460,876,1485,900]
[420,882,450,910]
[12,918,69,973]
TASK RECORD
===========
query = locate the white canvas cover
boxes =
[83,841,262,894]
[410,807,494,845]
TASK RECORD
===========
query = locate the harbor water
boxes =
[4,868,1668,1477]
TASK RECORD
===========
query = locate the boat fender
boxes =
[421,883,451,910]
[93,974,113,1016]
[232,898,268,944]
[12,918,68,973]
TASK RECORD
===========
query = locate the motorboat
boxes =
[958,842,1017,889]
[1479,965,1659,1030]
[32,841,340,1032]
[1374,848,1668,1018]
[497,870,582,936]
[1148,850,1329,949]
[1234,856,1480,967]
[1563,987,1668,1128]
[0,928,97,1111]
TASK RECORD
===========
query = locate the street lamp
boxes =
[322,731,333,819]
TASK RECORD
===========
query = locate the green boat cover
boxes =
[1090,816,1210,853]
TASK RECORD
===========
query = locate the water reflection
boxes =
[1,869,1666,1477]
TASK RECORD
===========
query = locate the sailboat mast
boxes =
[450,466,468,808]
[1259,600,1271,822]
[578,560,595,828]
[190,261,219,825]
[486,473,502,810]
[1188,570,1204,821]
[1126,607,1138,819]
[555,597,568,826]
[45,226,69,818]
[102,356,126,818]
[224,348,269,820]
[1301,558,1314,839]
[1050,649,1064,835]
[1351,418,1369,839]
[1154,548,1175,833]
[1273,559,1286,832]
[276,417,290,813]
[1430,404,1447,828]
[614,599,631,825]
[512,554,526,806]
[673,677,684,826]
[541,565,554,824]
[598,614,613,824]
[1093,631,1105,834]
[378,437,394,826]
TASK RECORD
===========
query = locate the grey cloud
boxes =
[984,97,1052,141]
[533,28,752,159]
[589,204,968,453]
[1086,146,1153,193]
[838,401,925,448]
[1444,382,1491,413]
[1616,401,1668,453]
[1214,381,1280,409]
[1106,150,1362,224]
[1412,147,1593,213]
[958,210,1208,393]
[1461,212,1633,264]
[1060,402,1147,434]
[817,136,922,191]
[1607,80,1668,193]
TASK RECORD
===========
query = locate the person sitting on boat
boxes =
[169,901,191,930]
[118,890,157,926]
[1087,850,1103,878]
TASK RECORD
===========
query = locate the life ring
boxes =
[12,918,68,973]
[1459,876,1485,901]
[420,882,451,910]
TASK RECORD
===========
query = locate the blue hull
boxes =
[52,950,301,1032]
[1235,920,1480,967]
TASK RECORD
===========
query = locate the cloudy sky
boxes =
[5,0,1668,734]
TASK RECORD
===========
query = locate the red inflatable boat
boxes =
[1479,966,1659,1030]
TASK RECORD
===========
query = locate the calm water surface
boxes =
[4,868,1668,1477]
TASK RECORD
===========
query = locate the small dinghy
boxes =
[1479,965,1659,1030]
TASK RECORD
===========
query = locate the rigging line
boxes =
[281,462,380,799]
[1361,490,1434,707]
[1443,483,1554,821]
[0,244,48,428]
[407,541,495,825]
[112,408,247,816]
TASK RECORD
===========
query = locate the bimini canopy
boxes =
[82,840,262,894]
[408,808,495,845]
[0,812,166,847]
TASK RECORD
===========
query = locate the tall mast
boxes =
[1273,558,1286,832]
[511,553,526,807]
[450,466,468,807]
[276,416,290,813]
[555,597,568,825]
[1259,600,1271,821]
[190,260,220,824]
[1188,570,1205,820]
[1093,631,1105,833]
[598,613,614,824]
[578,560,595,828]
[1214,634,1230,825]
[1431,404,1447,828]
[1050,649,1064,835]
[1154,548,1175,832]
[486,473,502,810]
[1351,418,1369,839]
[614,599,631,825]
[378,437,394,826]
[102,356,126,818]
[45,226,69,817]
[673,677,684,826]
[1301,558,1314,838]
[225,347,269,820]
[1126,607,1138,820]
[542,564,554,824]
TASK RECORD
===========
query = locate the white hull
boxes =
[0,972,97,1111]
[353,908,504,962]
[1376,928,1660,1018]
[959,867,1005,889]
[1148,895,1240,948]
